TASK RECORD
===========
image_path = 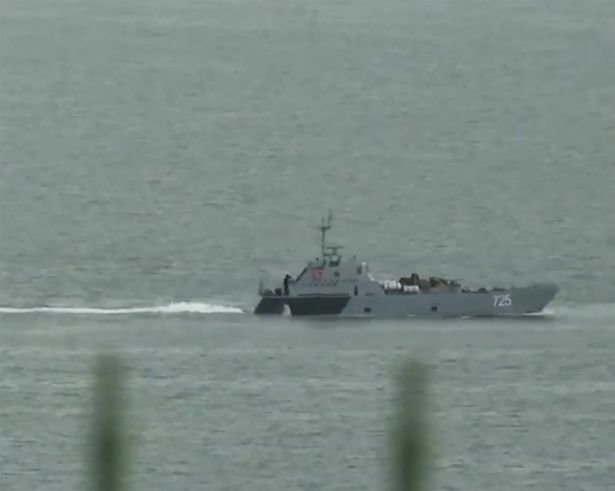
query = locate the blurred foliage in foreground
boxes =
[91,355,127,491]
[89,354,430,491]
[390,359,431,491]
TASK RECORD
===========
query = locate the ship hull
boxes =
[254,283,558,318]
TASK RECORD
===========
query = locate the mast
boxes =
[319,210,333,259]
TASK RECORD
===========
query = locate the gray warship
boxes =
[254,214,558,317]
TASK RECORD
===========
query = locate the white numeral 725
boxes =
[493,294,512,307]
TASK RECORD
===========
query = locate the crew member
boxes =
[283,273,292,296]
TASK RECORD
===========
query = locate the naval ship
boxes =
[254,214,558,317]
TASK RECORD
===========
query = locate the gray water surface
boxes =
[1,0,614,489]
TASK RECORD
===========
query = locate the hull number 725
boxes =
[493,294,512,307]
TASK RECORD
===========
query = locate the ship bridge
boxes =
[287,214,379,296]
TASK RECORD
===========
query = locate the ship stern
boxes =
[254,296,286,315]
